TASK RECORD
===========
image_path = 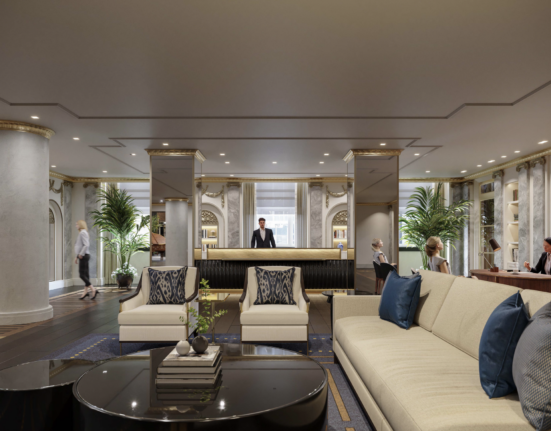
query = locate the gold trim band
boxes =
[146,149,206,162]
[343,149,403,163]
[0,120,55,139]
[197,177,350,183]
[357,200,397,206]
[164,197,189,202]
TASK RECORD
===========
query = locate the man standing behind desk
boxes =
[251,218,276,248]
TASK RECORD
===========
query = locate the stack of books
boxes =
[156,345,221,392]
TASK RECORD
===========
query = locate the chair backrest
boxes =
[245,266,302,306]
[373,260,382,279]
[140,266,198,304]
[380,262,396,279]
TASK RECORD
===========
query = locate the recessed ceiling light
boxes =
[319,161,324,164]
[31,116,39,119]
[538,140,548,145]
[162,143,169,146]
[461,170,467,173]
[324,153,329,156]
[225,161,230,164]
[477,165,482,167]
[103,170,107,173]
[414,153,420,156]
[500,155,507,158]
[220,153,225,156]
[488,160,495,163]
[345,174,348,177]
[514,150,520,153]
[426,171,430,173]
[380,143,386,146]
[131,153,136,156]
[160,200,163,203]
[272,161,277,164]
[51,165,56,168]
[201,174,205,177]
[73,137,80,140]
[230,174,234,177]
[316,174,320,177]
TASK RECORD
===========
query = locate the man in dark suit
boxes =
[251,217,276,248]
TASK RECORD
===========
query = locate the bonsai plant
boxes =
[91,185,150,288]
[180,279,227,354]
[399,182,472,270]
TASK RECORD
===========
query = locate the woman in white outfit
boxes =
[425,236,450,273]
[75,220,97,299]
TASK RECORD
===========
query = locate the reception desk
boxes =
[471,269,551,293]
[195,248,354,291]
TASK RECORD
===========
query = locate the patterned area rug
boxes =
[40,333,371,431]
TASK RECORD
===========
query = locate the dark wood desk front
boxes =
[470,269,551,293]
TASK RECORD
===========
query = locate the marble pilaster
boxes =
[451,184,464,276]
[461,182,472,276]
[493,171,504,269]
[347,182,354,248]
[531,158,546,259]
[195,182,202,249]
[517,162,530,271]
[227,183,241,248]
[84,183,99,280]
[63,181,73,280]
[309,183,323,248]
[166,199,189,266]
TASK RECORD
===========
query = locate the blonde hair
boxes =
[371,238,382,252]
[76,220,88,231]
[425,236,441,257]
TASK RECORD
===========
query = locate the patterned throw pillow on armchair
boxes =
[147,267,187,305]
[254,267,296,305]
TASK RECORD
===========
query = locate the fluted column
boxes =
[493,170,504,269]
[165,198,189,266]
[0,120,55,324]
[517,162,530,271]
[309,182,323,248]
[531,158,546,260]
[227,182,241,248]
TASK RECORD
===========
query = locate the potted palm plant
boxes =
[91,185,150,289]
[399,183,472,270]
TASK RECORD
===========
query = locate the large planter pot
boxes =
[116,274,133,290]
[192,335,209,354]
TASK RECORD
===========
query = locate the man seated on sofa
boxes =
[251,218,276,248]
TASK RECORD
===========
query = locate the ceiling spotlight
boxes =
[225,161,230,164]
[477,165,482,167]
[414,153,420,156]
[538,140,548,145]
[73,137,80,141]
[160,200,163,203]
[461,170,467,173]
[162,143,169,146]
[272,161,277,164]
[501,155,507,158]
[345,174,348,177]
[103,170,107,173]
[201,174,205,177]
[426,171,430,173]
[31,116,39,119]
[319,161,324,164]
[380,143,386,146]
[488,160,495,163]
[51,165,56,168]
[324,153,329,156]
[316,174,320,177]
[220,153,225,156]
[514,150,520,153]
[230,174,234,177]
[131,153,136,156]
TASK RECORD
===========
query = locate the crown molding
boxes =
[357,200,398,206]
[48,170,148,183]
[464,148,551,180]
[343,149,403,163]
[145,149,206,162]
[0,120,55,140]
[399,177,464,183]
[198,176,349,183]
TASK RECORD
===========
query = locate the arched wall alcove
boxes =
[325,204,347,248]
[49,200,64,281]
[202,204,225,248]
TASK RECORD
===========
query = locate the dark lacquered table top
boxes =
[0,359,97,391]
[73,344,327,423]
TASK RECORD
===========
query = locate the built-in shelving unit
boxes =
[201,210,218,251]
[332,210,348,249]
[504,181,519,269]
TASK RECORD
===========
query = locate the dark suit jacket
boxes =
[251,228,276,248]
[530,252,551,274]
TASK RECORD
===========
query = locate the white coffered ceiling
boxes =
[1,0,550,179]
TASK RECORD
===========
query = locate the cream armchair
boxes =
[239,266,310,350]
[118,266,199,354]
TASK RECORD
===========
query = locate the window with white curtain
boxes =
[255,183,296,247]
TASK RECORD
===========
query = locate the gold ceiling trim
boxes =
[343,149,403,163]
[0,120,55,140]
[357,200,398,206]
[197,177,349,183]
[49,171,75,182]
[145,149,206,162]
[399,177,465,183]
[48,171,148,183]
[164,197,189,202]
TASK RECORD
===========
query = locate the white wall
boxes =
[356,205,390,268]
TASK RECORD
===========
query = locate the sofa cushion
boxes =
[119,304,187,325]
[432,277,519,359]
[520,288,551,317]
[240,304,308,325]
[335,316,533,431]
[379,271,421,329]
[147,267,187,305]
[479,292,529,398]
[253,267,296,305]
[414,270,456,331]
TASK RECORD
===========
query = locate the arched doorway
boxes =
[49,200,64,282]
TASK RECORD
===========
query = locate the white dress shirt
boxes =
[260,228,266,241]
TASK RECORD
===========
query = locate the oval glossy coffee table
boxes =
[0,359,97,430]
[74,344,328,430]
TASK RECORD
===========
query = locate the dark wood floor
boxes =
[0,289,331,370]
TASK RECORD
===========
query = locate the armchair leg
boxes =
[119,343,122,356]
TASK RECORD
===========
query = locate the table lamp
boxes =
[478,239,501,272]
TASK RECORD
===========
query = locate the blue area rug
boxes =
[40,333,371,430]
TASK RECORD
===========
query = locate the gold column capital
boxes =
[0,120,55,139]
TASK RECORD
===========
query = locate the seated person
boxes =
[426,236,450,273]
[524,237,551,274]
[372,238,397,267]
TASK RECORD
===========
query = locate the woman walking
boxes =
[75,220,97,299]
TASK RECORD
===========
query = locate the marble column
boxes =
[517,162,530,272]
[84,183,99,282]
[63,181,73,281]
[388,204,395,263]
[0,121,54,324]
[309,182,323,248]
[492,171,504,269]
[165,198,189,266]
[347,182,354,248]
[195,182,202,249]
[451,183,464,276]
[531,158,546,260]
[227,183,241,248]
[461,182,472,276]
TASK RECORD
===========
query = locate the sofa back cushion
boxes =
[432,277,519,359]
[246,266,302,306]
[141,266,197,304]
[413,270,457,331]
[520,289,551,317]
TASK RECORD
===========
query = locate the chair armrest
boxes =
[239,269,249,313]
[119,274,144,312]
[299,270,310,313]
[186,270,199,303]
[333,296,381,327]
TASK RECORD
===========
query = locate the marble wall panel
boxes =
[63,183,73,280]
[493,172,504,268]
[227,183,241,248]
[531,159,545,260]
[84,184,98,279]
[517,164,530,271]
[451,184,464,275]
[309,184,323,248]
[347,182,354,248]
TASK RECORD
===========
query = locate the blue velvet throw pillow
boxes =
[378,271,422,329]
[479,291,529,399]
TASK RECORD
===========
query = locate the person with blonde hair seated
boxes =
[372,238,388,264]
[425,236,450,273]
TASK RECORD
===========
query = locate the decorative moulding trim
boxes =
[0,120,55,139]
[198,177,349,183]
[530,157,546,168]
[399,177,465,183]
[516,162,530,172]
[164,197,189,202]
[357,200,398,206]
[145,149,206,161]
[492,170,504,179]
[49,170,149,183]
[343,149,403,162]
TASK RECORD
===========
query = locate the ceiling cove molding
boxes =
[2,78,550,120]
[343,149,403,163]
[48,171,148,183]
[399,177,465,183]
[198,177,350,183]
[0,120,55,139]
[145,149,206,161]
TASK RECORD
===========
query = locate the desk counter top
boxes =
[470,269,551,292]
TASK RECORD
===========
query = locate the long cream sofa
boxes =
[333,270,550,431]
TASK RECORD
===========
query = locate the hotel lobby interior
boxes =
[2,1,551,430]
